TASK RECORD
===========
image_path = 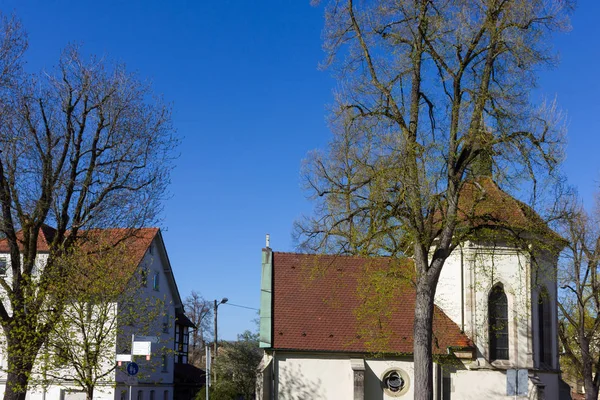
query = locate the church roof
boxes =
[450,177,563,244]
[270,251,472,355]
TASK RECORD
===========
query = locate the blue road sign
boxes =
[127,362,139,376]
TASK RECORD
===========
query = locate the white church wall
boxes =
[436,242,535,369]
[365,359,416,399]
[435,245,465,332]
[275,354,352,400]
[273,352,420,400]
[450,368,539,400]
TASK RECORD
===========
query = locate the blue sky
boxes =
[2,0,599,340]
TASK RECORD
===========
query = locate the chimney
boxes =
[265,234,270,249]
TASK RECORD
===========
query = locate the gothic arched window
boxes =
[489,284,509,360]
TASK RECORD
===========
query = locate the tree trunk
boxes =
[3,329,39,400]
[413,279,436,400]
[4,370,29,400]
[86,386,94,400]
[4,353,34,400]
[585,386,598,400]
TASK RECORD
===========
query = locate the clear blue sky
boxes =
[2,0,598,340]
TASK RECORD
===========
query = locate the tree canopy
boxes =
[0,14,178,400]
[300,1,572,397]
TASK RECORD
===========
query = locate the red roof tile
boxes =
[0,227,158,297]
[271,252,472,355]
[434,177,563,244]
[0,227,157,264]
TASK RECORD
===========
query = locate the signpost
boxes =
[121,334,153,400]
[127,362,139,376]
[134,335,159,343]
[132,341,152,356]
[205,346,211,400]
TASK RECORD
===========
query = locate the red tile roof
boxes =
[0,226,157,264]
[0,227,159,295]
[0,224,59,253]
[271,252,472,355]
[435,177,563,244]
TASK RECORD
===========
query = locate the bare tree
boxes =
[199,330,262,400]
[0,20,178,400]
[184,291,213,368]
[301,1,571,398]
[558,197,600,400]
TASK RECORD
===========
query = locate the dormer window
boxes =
[489,284,509,360]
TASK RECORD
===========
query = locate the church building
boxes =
[257,178,568,399]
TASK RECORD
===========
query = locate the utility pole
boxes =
[213,297,228,383]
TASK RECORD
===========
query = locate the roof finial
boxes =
[266,234,270,248]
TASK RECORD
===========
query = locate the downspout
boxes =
[271,350,276,400]
[460,244,465,332]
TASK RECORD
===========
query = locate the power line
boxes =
[222,302,258,311]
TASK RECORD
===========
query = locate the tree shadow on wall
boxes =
[364,363,384,400]
[278,364,323,400]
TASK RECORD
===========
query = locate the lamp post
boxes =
[213,297,228,358]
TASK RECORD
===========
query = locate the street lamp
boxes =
[213,297,228,358]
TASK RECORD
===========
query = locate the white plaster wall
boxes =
[25,384,116,400]
[275,354,352,399]
[115,238,176,395]
[437,242,535,369]
[450,369,539,400]
[366,359,416,399]
[531,250,559,370]
[274,353,418,400]
[0,235,177,400]
[114,385,173,400]
[435,246,465,331]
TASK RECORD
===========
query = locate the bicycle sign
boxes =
[126,362,139,376]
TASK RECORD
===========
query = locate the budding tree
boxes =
[184,291,213,368]
[0,16,178,400]
[557,196,600,400]
[300,0,571,397]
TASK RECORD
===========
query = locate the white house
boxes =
[257,178,570,399]
[0,227,196,400]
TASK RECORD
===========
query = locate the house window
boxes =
[163,391,168,400]
[137,390,143,400]
[175,323,190,364]
[489,284,509,360]
[153,272,160,291]
[163,314,169,333]
[150,390,155,400]
[162,354,168,372]
[0,258,6,276]
[538,287,552,366]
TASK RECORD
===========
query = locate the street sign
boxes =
[126,362,139,376]
[134,335,159,343]
[116,354,132,362]
[132,341,152,356]
[125,376,138,386]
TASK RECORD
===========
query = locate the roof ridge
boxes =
[271,251,401,261]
